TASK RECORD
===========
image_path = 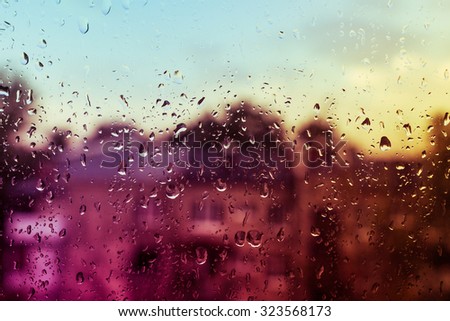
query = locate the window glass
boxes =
[0,0,449,300]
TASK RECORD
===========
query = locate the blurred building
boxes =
[1,90,449,300]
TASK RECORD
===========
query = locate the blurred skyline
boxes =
[1,0,449,157]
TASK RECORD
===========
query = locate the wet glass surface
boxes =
[0,0,449,300]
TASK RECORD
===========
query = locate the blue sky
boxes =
[1,0,449,156]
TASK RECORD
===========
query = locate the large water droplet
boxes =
[215,178,227,192]
[246,230,263,248]
[313,103,320,112]
[379,136,392,151]
[361,117,371,129]
[78,17,89,34]
[36,179,46,191]
[174,123,187,137]
[101,0,112,15]
[0,85,10,97]
[76,272,85,284]
[21,52,29,65]
[79,204,87,215]
[165,184,180,199]
[195,246,208,265]
[444,112,449,126]
[234,231,246,247]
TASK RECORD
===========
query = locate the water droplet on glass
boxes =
[80,153,87,166]
[371,282,380,293]
[165,184,180,199]
[313,103,320,112]
[310,226,321,237]
[76,272,85,284]
[38,39,47,48]
[118,162,127,176]
[154,233,163,244]
[445,68,449,80]
[246,230,263,248]
[195,246,208,265]
[361,117,371,129]
[379,136,392,151]
[121,0,130,9]
[26,225,32,235]
[36,179,46,191]
[45,191,54,203]
[215,178,227,192]
[27,108,37,115]
[0,85,10,97]
[101,0,112,15]
[316,265,324,279]
[25,89,33,104]
[444,112,449,126]
[120,94,128,107]
[27,288,36,300]
[174,123,187,137]
[78,17,89,34]
[197,97,205,105]
[403,123,412,136]
[173,70,184,84]
[79,204,87,215]
[21,52,29,65]
[59,228,67,238]
[276,228,285,242]
[260,182,269,198]
[234,231,246,247]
